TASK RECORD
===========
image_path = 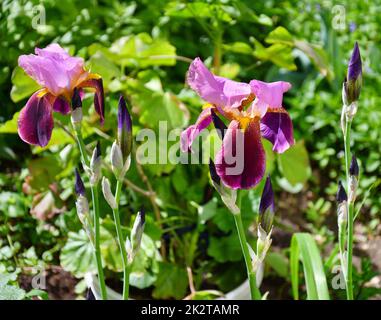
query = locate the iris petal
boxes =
[180,107,213,153]
[260,108,294,153]
[18,90,54,147]
[78,76,105,124]
[215,119,265,189]
[187,58,251,109]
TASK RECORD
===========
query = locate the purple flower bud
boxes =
[349,154,359,177]
[96,141,101,158]
[71,88,82,110]
[118,95,133,161]
[344,42,362,104]
[75,168,85,196]
[211,109,227,140]
[209,158,221,185]
[336,180,347,203]
[259,175,275,233]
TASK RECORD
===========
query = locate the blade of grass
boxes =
[290,233,330,300]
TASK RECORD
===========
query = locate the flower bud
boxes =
[75,168,86,197]
[349,155,359,203]
[336,181,348,255]
[131,208,145,256]
[117,95,133,162]
[111,141,124,178]
[125,236,133,264]
[74,168,93,243]
[257,224,272,261]
[259,175,275,234]
[336,180,347,204]
[343,42,362,106]
[71,88,83,127]
[349,154,359,177]
[90,141,102,185]
[102,177,117,209]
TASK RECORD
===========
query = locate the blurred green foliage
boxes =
[0,0,380,299]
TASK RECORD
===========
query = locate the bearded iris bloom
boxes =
[181,58,295,189]
[18,44,105,147]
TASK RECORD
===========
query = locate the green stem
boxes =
[233,213,261,300]
[344,119,354,300]
[73,125,107,300]
[113,180,130,300]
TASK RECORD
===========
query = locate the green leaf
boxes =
[290,233,330,300]
[0,285,26,300]
[0,112,19,133]
[265,27,332,79]
[10,67,40,102]
[277,140,311,192]
[60,230,97,277]
[152,262,188,299]
[266,26,294,46]
[266,252,289,279]
[208,234,242,262]
[253,40,296,71]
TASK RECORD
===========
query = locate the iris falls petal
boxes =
[18,91,54,147]
[215,119,266,189]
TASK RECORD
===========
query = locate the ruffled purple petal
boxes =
[249,80,291,111]
[215,119,266,189]
[53,96,70,114]
[187,58,251,108]
[18,91,54,147]
[180,107,213,153]
[260,108,294,153]
[18,44,85,96]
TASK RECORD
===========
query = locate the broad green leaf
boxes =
[152,262,188,299]
[223,42,253,55]
[0,285,26,300]
[254,40,296,71]
[266,27,332,79]
[290,233,330,300]
[27,156,62,191]
[60,230,96,277]
[208,234,242,262]
[109,34,177,68]
[0,112,19,133]
[277,140,311,192]
[10,67,40,102]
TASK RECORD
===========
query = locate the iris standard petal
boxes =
[18,44,85,96]
[215,119,266,189]
[187,58,251,109]
[249,80,291,111]
[180,107,213,153]
[18,90,54,147]
[260,108,294,153]
[78,75,105,124]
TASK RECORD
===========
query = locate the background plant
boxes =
[1,0,381,300]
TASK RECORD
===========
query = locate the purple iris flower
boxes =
[17,44,105,147]
[181,58,295,189]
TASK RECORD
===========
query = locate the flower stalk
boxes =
[72,117,107,300]
[340,42,362,300]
